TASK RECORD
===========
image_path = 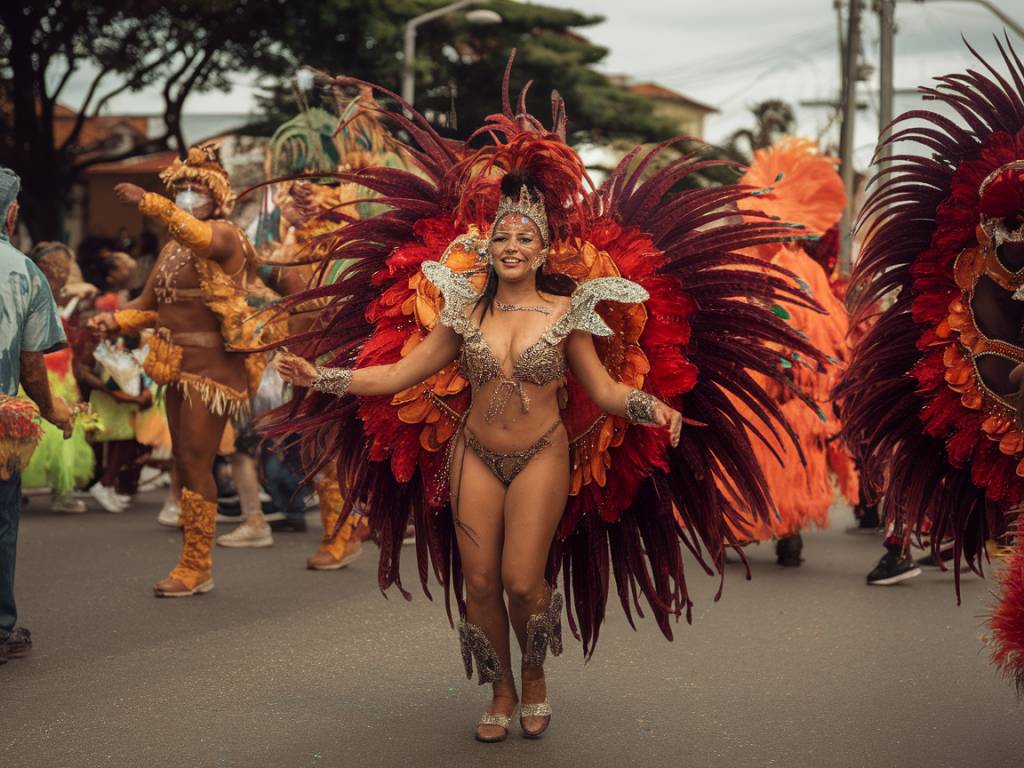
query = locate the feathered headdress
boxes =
[160,141,235,213]
[738,137,847,238]
[263,54,826,657]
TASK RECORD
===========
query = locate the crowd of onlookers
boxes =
[0,166,343,666]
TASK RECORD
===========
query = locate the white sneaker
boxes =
[157,498,181,527]
[52,492,87,514]
[138,466,169,490]
[113,492,132,508]
[89,483,127,513]
[216,521,274,548]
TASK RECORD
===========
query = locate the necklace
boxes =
[495,300,553,315]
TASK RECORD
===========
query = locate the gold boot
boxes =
[154,487,216,597]
[306,471,363,571]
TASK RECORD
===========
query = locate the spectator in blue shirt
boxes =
[0,166,72,665]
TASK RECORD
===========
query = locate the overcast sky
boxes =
[582,0,1009,151]
[59,0,1018,163]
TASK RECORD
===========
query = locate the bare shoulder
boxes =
[539,292,571,314]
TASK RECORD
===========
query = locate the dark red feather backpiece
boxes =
[266,57,825,656]
[836,35,1024,689]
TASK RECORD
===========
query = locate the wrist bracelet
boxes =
[113,309,158,334]
[625,388,658,425]
[312,366,354,397]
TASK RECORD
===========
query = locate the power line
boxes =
[621,22,836,84]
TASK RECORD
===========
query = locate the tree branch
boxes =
[70,132,173,174]
[161,45,211,152]
[59,65,113,152]
[88,53,167,119]
[50,60,78,104]
[171,46,216,111]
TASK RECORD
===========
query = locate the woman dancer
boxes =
[279,168,682,739]
[270,63,823,741]
[837,37,1024,690]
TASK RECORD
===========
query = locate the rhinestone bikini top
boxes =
[420,260,649,421]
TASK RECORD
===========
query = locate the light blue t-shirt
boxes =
[0,234,66,395]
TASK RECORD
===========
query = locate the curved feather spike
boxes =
[551,90,567,139]
[501,49,516,117]
[517,79,534,117]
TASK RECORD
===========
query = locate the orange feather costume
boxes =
[728,138,855,542]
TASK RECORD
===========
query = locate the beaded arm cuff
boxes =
[311,366,354,398]
[624,388,658,425]
[112,309,158,334]
[139,193,213,255]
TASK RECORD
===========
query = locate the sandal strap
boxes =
[520,701,552,718]
[478,711,513,728]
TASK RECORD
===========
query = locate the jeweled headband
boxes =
[490,184,549,246]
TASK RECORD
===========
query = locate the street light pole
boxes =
[905,0,1024,40]
[838,0,864,279]
[401,0,494,108]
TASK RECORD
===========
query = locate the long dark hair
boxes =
[477,172,577,317]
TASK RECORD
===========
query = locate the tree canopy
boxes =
[0,0,677,240]
[259,0,677,144]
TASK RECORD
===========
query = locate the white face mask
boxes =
[175,189,211,214]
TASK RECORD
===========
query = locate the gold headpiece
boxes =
[159,142,236,214]
[491,184,549,246]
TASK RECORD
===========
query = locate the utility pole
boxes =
[877,0,896,161]
[837,0,863,279]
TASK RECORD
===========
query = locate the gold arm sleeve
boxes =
[139,193,213,255]
[112,309,158,334]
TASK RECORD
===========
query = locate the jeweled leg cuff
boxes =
[458,620,504,685]
[524,591,563,668]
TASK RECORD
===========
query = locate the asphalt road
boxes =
[3,492,1021,768]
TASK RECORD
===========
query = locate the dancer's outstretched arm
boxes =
[566,329,682,447]
[276,323,461,398]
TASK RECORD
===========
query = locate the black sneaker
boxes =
[775,534,804,567]
[2,626,32,658]
[269,517,308,533]
[846,503,881,534]
[917,541,955,568]
[866,551,921,585]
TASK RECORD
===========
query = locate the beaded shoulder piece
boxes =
[547,277,650,342]
[420,261,482,336]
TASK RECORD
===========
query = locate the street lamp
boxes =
[904,0,1024,40]
[401,1,503,108]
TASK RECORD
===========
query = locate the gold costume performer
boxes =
[91,143,280,597]
[262,91,402,569]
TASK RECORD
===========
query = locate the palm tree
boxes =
[725,100,797,163]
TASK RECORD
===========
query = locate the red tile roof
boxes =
[626,83,718,114]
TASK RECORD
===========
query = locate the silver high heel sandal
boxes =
[519,701,552,739]
[459,620,514,742]
[476,707,517,743]
[520,591,563,738]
